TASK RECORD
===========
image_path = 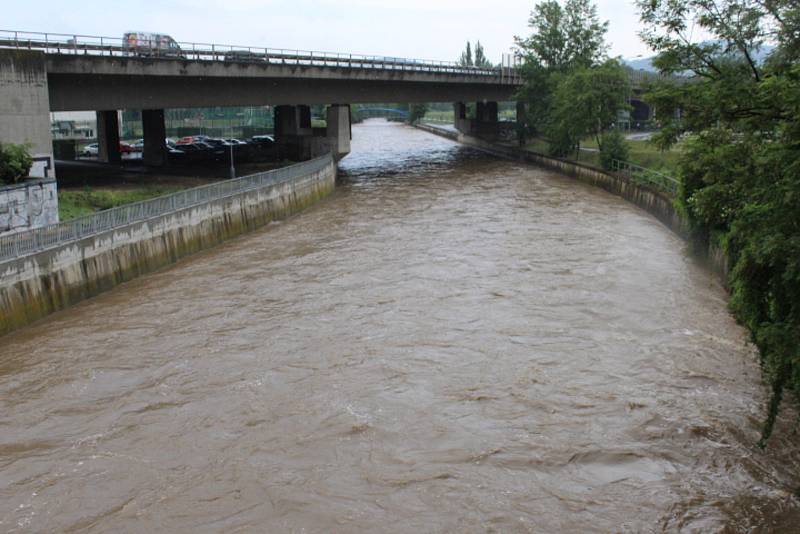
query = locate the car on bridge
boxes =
[224,50,265,63]
[123,32,183,58]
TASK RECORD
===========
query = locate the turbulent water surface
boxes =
[1,120,799,532]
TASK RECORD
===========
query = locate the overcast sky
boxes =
[8,0,652,62]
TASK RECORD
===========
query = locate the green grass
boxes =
[423,110,455,123]
[59,186,187,221]
[526,137,683,176]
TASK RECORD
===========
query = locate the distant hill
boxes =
[623,43,776,73]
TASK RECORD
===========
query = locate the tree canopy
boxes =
[459,41,493,68]
[515,0,627,157]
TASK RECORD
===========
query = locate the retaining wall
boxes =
[0,179,59,235]
[0,157,336,337]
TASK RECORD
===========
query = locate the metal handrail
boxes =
[0,154,334,263]
[610,159,679,194]
[0,29,523,83]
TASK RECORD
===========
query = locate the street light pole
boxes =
[229,121,235,179]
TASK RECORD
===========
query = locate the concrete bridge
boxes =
[0,30,522,174]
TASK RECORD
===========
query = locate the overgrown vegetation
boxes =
[59,187,186,221]
[0,143,33,185]
[637,0,800,445]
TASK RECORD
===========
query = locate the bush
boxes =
[598,129,629,170]
[0,143,33,185]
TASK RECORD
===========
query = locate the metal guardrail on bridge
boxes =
[0,30,522,84]
[0,154,334,263]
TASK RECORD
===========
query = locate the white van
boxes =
[123,32,182,57]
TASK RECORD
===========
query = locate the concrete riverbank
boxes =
[0,155,336,336]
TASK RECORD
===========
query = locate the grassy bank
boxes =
[59,186,187,221]
[526,137,683,175]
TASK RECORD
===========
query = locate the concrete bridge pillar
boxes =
[516,101,528,145]
[476,101,498,123]
[96,110,121,164]
[0,50,56,178]
[326,104,351,161]
[275,105,312,137]
[142,109,167,167]
[453,102,470,134]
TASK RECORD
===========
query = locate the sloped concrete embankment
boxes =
[0,158,336,337]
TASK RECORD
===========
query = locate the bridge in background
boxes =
[0,30,522,173]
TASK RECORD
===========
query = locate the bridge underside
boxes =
[47,74,516,111]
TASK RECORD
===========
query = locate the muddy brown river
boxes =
[1,120,799,532]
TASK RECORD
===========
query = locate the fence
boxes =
[0,30,522,83]
[0,154,333,263]
[610,159,679,194]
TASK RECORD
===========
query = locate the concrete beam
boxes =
[96,110,121,164]
[0,50,55,178]
[142,109,167,167]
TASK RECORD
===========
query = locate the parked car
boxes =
[131,139,145,152]
[250,135,275,145]
[123,32,183,58]
[82,143,99,156]
[176,135,210,145]
[224,138,248,145]
[119,142,134,154]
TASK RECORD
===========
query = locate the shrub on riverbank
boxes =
[0,143,33,185]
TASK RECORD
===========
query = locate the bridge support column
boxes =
[453,102,470,134]
[0,50,56,178]
[326,104,351,161]
[274,105,319,161]
[475,101,499,139]
[516,101,527,146]
[142,109,167,167]
[96,110,121,164]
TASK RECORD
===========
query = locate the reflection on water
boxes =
[1,120,798,532]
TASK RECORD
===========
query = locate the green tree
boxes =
[547,59,629,156]
[515,0,610,138]
[636,0,800,445]
[0,143,33,185]
[458,41,473,67]
[408,103,429,124]
[474,41,493,68]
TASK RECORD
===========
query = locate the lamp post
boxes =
[229,120,235,180]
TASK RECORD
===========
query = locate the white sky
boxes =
[7,0,652,62]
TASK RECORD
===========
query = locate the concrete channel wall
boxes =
[0,155,336,337]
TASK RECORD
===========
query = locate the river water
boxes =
[1,120,799,532]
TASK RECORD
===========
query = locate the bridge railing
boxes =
[610,159,679,194]
[0,154,334,263]
[0,30,522,83]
